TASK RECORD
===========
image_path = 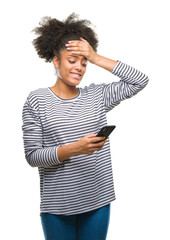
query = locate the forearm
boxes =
[102,60,149,112]
[90,53,118,72]
[57,142,79,162]
[25,146,62,167]
[25,143,79,167]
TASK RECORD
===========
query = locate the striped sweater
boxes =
[22,60,149,215]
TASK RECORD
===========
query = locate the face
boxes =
[53,49,87,87]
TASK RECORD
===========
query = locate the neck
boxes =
[51,78,79,99]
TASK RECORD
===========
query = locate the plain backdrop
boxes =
[0,0,169,239]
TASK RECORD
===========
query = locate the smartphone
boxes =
[95,125,116,143]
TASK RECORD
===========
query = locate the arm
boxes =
[22,98,63,167]
[100,59,149,112]
[66,38,149,98]
[90,54,118,72]
[57,142,79,162]
[22,96,107,166]
[89,51,149,112]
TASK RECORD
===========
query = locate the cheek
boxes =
[59,64,70,75]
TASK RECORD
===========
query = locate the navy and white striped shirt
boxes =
[22,60,149,215]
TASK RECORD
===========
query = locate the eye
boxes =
[69,60,75,64]
[82,61,88,67]
[82,63,87,67]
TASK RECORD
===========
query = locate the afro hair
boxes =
[32,13,99,62]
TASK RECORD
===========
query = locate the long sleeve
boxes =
[102,60,149,113]
[22,97,62,167]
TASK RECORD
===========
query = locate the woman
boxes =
[22,13,149,240]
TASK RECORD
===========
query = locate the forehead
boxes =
[61,49,87,60]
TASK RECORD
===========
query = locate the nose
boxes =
[74,61,82,72]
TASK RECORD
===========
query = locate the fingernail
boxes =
[65,44,69,46]
[67,47,70,50]
[68,41,71,43]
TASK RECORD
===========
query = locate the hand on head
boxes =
[65,37,97,63]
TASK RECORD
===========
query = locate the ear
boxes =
[53,56,60,68]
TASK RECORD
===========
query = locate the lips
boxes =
[70,72,82,79]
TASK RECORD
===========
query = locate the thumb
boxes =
[80,37,87,42]
[88,133,96,138]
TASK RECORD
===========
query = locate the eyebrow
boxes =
[68,55,87,60]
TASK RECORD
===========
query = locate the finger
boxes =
[66,46,80,51]
[89,141,103,147]
[91,146,103,152]
[91,148,100,152]
[88,134,97,138]
[80,37,88,42]
[94,136,106,141]
[90,145,101,151]
[66,40,82,46]
[91,136,105,142]
[70,50,89,57]
[66,41,88,49]
[67,46,88,52]
[69,51,82,55]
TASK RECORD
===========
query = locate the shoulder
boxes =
[25,87,49,109]
[81,83,104,93]
[27,87,48,100]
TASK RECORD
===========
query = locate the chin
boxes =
[69,78,82,86]
[69,82,80,87]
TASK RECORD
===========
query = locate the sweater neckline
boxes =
[47,87,81,101]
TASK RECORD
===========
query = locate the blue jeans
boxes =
[40,203,111,240]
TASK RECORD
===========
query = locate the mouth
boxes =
[70,72,82,79]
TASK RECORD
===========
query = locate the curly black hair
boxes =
[32,13,98,62]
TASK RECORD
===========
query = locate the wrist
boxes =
[90,54,118,72]
[57,142,80,162]
[71,141,81,156]
[89,53,101,64]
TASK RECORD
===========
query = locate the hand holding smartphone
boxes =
[76,125,116,155]
[94,125,116,143]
